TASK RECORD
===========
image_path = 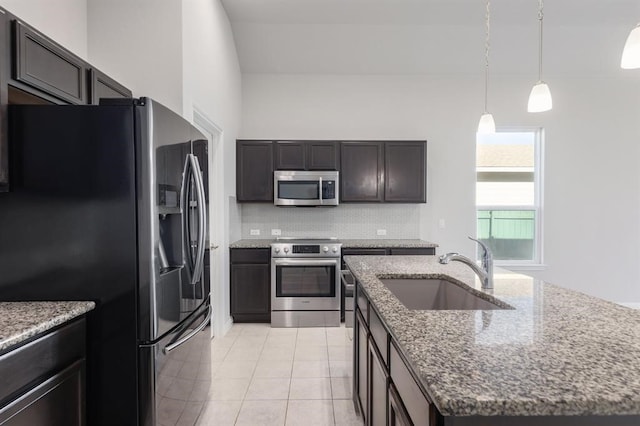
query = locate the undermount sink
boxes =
[379,278,508,310]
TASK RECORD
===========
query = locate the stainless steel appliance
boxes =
[1,98,211,425]
[274,170,339,206]
[271,238,342,327]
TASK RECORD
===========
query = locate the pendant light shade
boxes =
[528,0,552,112]
[477,0,495,134]
[478,113,496,134]
[621,24,640,69]
[528,81,552,112]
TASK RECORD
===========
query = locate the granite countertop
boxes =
[229,238,438,249]
[0,301,95,352]
[344,255,640,417]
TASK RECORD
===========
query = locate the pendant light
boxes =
[478,0,495,134]
[527,0,552,112]
[621,23,640,69]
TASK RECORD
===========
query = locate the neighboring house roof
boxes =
[477,144,534,168]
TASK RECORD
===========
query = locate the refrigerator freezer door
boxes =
[138,301,212,426]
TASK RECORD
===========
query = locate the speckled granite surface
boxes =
[344,255,640,417]
[229,239,273,248]
[340,239,437,248]
[0,301,95,352]
[229,238,438,249]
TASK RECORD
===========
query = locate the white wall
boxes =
[87,0,183,114]
[182,0,243,334]
[240,72,640,304]
[0,0,87,59]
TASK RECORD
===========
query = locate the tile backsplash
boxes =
[241,204,421,239]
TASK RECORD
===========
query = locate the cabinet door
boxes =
[275,141,306,170]
[0,360,85,426]
[384,142,426,203]
[340,142,384,202]
[388,382,413,426]
[88,69,132,105]
[13,20,87,104]
[230,264,270,316]
[236,141,274,201]
[0,10,7,191]
[355,309,368,423]
[368,337,389,426]
[307,141,339,170]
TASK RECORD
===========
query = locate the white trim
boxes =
[502,264,547,272]
[191,106,227,339]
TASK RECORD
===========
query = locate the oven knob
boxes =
[284,247,289,253]
[274,247,280,253]
[332,246,338,253]
[323,246,329,253]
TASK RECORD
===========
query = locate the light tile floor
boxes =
[196,323,364,426]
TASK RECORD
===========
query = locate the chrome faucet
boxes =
[439,237,494,289]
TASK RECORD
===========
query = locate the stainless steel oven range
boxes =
[271,238,342,327]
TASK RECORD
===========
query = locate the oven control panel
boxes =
[271,242,342,258]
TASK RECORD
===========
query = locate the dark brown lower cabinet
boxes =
[355,308,368,423]
[230,248,271,322]
[389,383,412,426]
[0,318,86,426]
[368,337,388,426]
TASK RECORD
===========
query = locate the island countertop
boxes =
[0,301,95,352]
[344,255,640,418]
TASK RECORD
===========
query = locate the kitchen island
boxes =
[0,301,94,425]
[345,255,640,425]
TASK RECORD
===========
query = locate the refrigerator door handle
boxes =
[190,155,207,286]
[180,155,196,281]
[163,304,212,354]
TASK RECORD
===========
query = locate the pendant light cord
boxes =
[538,0,544,82]
[484,0,491,113]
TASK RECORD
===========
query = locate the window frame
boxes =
[476,127,545,269]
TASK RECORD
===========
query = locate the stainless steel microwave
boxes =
[274,170,339,206]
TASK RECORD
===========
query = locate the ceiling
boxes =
[221,0,640,74]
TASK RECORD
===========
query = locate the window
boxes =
[476,129,543,265]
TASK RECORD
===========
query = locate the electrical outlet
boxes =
[438,219,446,229]
[271,229,282,236]
[376,229,387,236]
[250,229,260,236]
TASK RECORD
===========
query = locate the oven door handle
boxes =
[273,258,339,267]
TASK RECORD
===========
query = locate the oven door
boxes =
[271,258,340,310]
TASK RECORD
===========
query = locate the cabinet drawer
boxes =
[0,319,86,405]
[389,248,435,256]
[230,248,270,264]
[13,21,87,104]
[369,308,388,366]
[390,342,431,426]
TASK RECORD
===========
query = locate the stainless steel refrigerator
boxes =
[0,98,212,425]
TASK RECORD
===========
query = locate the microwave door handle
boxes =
[319,177,323,205]
[190,155,207,285]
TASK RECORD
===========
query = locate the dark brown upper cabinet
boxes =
[340,141,384,202]
[275,141,306,170]
[13,20,87,105]
[236,140,274,202]
[88,68,132,105]
[275,140,339,171]
[340,141,426,203]
[385,141,426,203]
